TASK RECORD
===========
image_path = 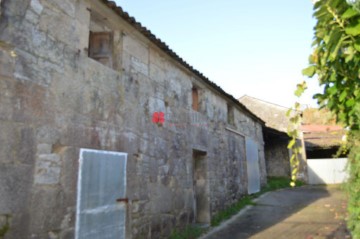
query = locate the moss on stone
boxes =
[0,214,10,239]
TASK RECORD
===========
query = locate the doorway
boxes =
[193,149,210,224]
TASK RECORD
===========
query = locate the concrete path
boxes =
[201,185,350,239]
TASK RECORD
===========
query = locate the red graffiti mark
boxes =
[152,112,165,124]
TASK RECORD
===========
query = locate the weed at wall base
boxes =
[169,177,303,239]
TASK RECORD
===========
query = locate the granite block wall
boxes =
[0,0,266,238]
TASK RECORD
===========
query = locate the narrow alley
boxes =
[201,186,350,239]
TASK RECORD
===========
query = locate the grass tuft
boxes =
[211,177,304,227]
[168,225,206,239]
[211,195,255,227]
[263,176,304,193]
[169,177,304,239]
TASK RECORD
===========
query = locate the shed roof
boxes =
[239,95,291,133]
[98,0,264,124]
[300,125,345,149]
[300,109,345,149]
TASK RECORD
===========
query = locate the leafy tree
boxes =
[348,0,360,12]
[301,0,360,237]
[303,0,360,128]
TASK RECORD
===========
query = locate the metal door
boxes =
[246,138,260,194]
[75,149,127,239]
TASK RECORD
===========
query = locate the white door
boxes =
[246,138,260,194]
[75,149,127,239]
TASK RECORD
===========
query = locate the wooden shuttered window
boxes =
[88,32,113,68]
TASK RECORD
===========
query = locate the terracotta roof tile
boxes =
[300,125,343,132]
[302,124,346,148]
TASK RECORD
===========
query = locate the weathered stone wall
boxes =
[264,135,291,177]
[0,0,266,238]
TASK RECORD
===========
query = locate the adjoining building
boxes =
[301,108,348,185]
[239,95,294,178]
[301,108,347,159]
[240,96,348,185]
[0,1,266,238]
[301,124,345,158]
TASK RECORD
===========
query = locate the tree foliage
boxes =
[286,102,304,186]
[307,0,360,129]
[303,0,360,237]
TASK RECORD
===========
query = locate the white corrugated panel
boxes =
[246,138,260,194]
[307,158,348,185]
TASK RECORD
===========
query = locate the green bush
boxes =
[299,1,360,236]
[345,131,360,238]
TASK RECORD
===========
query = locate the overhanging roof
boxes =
[239,95,292,133]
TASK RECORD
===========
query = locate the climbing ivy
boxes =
[286,98,305,186]
[297,0,360,237]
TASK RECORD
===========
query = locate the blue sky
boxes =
[115,0,319,108]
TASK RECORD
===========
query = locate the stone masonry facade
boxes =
[264,132,291,177]
[0,0,266,238]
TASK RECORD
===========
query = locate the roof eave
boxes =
[99,0,264,124]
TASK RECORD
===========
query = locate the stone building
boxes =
[301,108,346,159]
[0,0,266,238]
[239,95,292,177]
[239,95,309,181]
[300,108,348,185]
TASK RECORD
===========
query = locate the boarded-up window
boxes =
[192,87,199,111]
[88,32,113,68]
